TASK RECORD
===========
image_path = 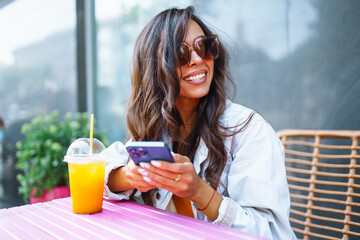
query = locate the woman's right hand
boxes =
[125,160,155,192]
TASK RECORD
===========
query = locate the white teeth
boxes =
[184,73,205,81]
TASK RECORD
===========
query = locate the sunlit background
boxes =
[0,0,359,216]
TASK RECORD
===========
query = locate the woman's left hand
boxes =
[139,153,223,222]
[137,153,202,199]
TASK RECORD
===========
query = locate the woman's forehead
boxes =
[183,20,205,44]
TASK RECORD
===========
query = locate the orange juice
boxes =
[68,161,105,214]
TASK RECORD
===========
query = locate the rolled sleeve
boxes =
[214,197,274,237]
[101,141,135,201]
[213,197,238,226]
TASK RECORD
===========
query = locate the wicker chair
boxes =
[277,129,360,240]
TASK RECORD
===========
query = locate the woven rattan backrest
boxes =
[277,130,360,240]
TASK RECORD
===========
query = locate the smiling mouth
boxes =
[184,73,206,81]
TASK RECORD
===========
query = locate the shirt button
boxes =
[156,192,161,200]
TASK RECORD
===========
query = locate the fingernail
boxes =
[143,176,151,182]
[139,162,150,169]
[138,168,149,175]
[151,160,161,167]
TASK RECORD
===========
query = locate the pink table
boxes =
[0,197,263,240]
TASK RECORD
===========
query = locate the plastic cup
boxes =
[64,138,106,214]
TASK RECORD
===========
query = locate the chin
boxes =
[182,90,210,99]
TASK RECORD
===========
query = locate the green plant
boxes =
[15,111,108,203]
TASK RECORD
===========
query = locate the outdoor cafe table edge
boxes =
[0,197,265,240]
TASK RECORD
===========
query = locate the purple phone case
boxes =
[125,142,174,165]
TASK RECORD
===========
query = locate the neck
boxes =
[175,97,199,128]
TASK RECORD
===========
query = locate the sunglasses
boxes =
[177,35,220,68]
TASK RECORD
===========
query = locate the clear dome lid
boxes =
[64,138,106,163]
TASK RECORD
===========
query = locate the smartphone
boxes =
[125,141,174,165]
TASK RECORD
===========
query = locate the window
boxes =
[0,0,77,124]
[0,0,77,207]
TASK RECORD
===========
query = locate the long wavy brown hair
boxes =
[126,6,254,206]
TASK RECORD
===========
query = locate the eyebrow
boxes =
[183,35,206,45]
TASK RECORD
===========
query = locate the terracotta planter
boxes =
[30,186,70,204]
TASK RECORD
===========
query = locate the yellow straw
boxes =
[90,114,94,155]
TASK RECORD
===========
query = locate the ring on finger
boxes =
[174,174,181,182]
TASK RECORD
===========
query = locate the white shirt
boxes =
[102,100,297,240]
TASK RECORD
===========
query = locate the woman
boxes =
[103,6,296,240]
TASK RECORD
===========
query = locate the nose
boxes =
[188,48,204,66]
